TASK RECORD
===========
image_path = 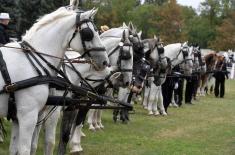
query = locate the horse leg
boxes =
[44,107,61,155]
[17,109,39,155]
[57,110,77,155]
[69,124,83,154]
[143,86,150,109]
[0,118,5,143]
[68,108,89,154]
[124,109,129,121]
[87,109,95,131]
[152,85,160,116]
[30,110,45,155]
[147,83,156,115]
[158,87,167,116]
[93,109,100,130]
[97,110,104,129]
[112,110,119,123]
[120,110,127,124]
[9,121,19,155]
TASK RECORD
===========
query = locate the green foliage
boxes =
[187,17,216,48]
[16,0,69,38]
[144,0,168,5]
[209,11,235,50]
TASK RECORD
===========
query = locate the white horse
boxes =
[30,51,119,155]
[164,42,193,76]
[88,24,145,125]
[143,42,193,113]
[87,26,134,131]
[170,45,206,107]
[141,37,168,116]
[114,27,168,123]
[31,28,134,154]
[0,7,109,155]
[60,32,134,153]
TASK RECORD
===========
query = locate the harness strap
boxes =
[108,45,121,57]
[24,52,43,76]
[22,41,71,83]
[0,50,17,121]
[64,55,96,93]
[21,43,51,76]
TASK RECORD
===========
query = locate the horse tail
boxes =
[0,118,7,138]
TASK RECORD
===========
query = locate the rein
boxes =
[0,43,65,60]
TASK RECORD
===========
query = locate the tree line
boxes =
[0,0,234,51]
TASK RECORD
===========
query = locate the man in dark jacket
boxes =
[214,59,228,98]
[0,13,11,45]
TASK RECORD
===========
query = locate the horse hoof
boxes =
[81,131,86,137]
[0,136,3,143]
[148,111,153,115]
[161,112,168,116]
[88,126,96,131]
[154,112,160,116]
[95,125,101,130]
[173,104,179,108]
[98,124,104,129]
[70,145,83,155]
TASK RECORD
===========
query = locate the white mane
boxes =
[100,27,127,38]
[23,7,74,40]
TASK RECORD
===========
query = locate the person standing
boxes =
[0,13,10,45]
[214,59,228,98]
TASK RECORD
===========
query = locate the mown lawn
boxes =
[1,80,235,155]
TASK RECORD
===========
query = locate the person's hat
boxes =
[100,25,109,32]
[0,13,10,20]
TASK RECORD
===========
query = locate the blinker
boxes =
[80,27,94,41]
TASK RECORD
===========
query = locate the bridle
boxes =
[171,45,192,67]
[68,12,106,58]
[108,39,133,73]
[192,47,206,72]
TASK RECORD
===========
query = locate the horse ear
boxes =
[138,31,142,37]
[70,0,79,10]
[90,8,98,19]
[123,22,127,28]
[153,35,157,39]
[128,22,134,31]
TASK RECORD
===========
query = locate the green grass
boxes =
[1,80,235,155]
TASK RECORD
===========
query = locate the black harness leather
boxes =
[0,50,17,121]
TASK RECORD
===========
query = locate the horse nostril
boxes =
[103,61,108,66]
[126,82,129,86]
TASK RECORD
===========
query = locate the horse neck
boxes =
[23,15,75,67]
[102,38,121,66]
[66,63,92,85]
[165,44,183,66]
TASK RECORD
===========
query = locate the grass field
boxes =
[0,80,235,155]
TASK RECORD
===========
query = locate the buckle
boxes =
[4,84,16,93]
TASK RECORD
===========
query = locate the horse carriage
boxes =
[0,1,230,155]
